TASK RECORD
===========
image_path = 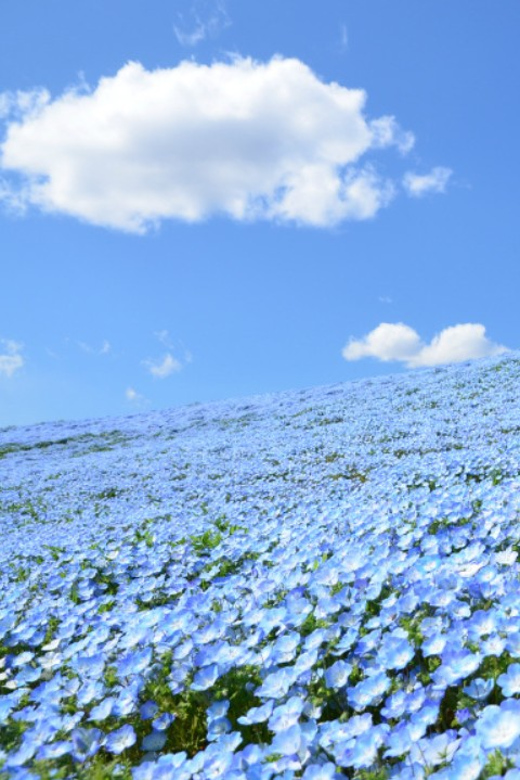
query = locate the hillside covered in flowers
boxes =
[1,353,520,780]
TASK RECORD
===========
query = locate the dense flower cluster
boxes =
[1,354,520,779]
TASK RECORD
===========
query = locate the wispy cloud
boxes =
[403,166,452,197]
[339,24,348,51]
[0,339,24,378]
[342,322,508,368]
[0,56,421,232]
[173,0,230,47]
[77,339,111,355]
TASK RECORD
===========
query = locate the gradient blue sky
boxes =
[1,1,518,426]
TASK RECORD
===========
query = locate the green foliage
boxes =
[480,750,514,778]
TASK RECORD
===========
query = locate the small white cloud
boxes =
[174,0,230,47]
[342,322,507,368]
[407,324,508,368]
[343,323,421,363]
[0,338,24,378]
[125,387,149,408]
[143,352,183,379]
[0,56,417,232]
[403,166,452,197]
[378,295,393,304]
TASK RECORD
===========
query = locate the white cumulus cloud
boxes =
[0,339,24,378]
[403,166,452,197]
[0,56,417,232]
[143,352,183,379]
[342,322,508,368]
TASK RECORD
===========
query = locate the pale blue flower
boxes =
[105,724,137,754]
[497,663,520,696]
[475,699,520,750]
[191,663,219,691]
[464,677,494,701]
[142,730,167,752]
[324,660,352,690]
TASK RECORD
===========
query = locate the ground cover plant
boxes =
[1,353,520,779]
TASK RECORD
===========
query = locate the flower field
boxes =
[1,353,520,779]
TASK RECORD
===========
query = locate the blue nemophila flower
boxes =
[409,731,460,768]
[384,722,425,759]
[506,632,520,658]
[269,631,300,664]
[379,635,415,671]
[410,700,440,731]
[105,724,137,754]
[88,695,116,721]
[238,700,274,725]
[257,668,294,699]
[347,671,390,710]
[11,651,35,667]
[467,609,499,638]
[191,662,219,691]
[117,647,153,678]
[271,723,303,757]
[73,652,105,679]
[293,648,319,676]
[303,628,328,652]
[497,662,520,696]
[268,696,305,733]
[140,700,159,719]
[381,689,407,720]
[324,660,352,690]
[481,634,506,657]
[207,700,230,722]
[142,730,168,752]
[475,699,520,750]
[207,715,232,741]
[433,735,486,780]
[301,763,337,780]
[113,684,141,717]
[432,650,482,688]
[36,741,72,760]
[338,724,389,769]
[152,712,174,730]
[331,627,358,656]
[4,740,37,768]
[464,677,494,701]
[71,727,105,761]
[132,751,189,780]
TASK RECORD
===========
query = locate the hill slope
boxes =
[1,353,520,779]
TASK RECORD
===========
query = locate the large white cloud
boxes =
[0,339,24,378]
[0,57,417,232]
[342,322,508,368]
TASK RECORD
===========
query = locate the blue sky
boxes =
[1,0,518,427]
